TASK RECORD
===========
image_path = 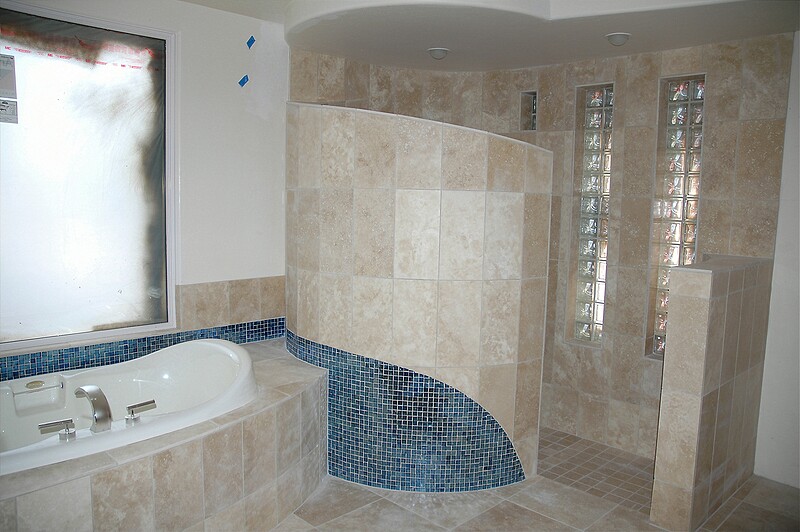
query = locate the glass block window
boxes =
[650,77,705,357]
[574,85,613,343]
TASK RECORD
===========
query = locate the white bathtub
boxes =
[0,339,258,475]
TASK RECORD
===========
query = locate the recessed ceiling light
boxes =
[427,47,450,60]
[605,32,631,46]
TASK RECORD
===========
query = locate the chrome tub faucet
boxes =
[74,385,112,432]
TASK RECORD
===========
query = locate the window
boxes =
[648,77,705,357]
[573,85,613,343]
[0,8,174,350]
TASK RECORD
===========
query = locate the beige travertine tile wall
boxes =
[1,345,327,531]
[650,256,773,530]
[289,32,793,458]
[177,275,285,330]
[285,103,553,475]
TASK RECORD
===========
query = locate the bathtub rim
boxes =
[0,339,326,491]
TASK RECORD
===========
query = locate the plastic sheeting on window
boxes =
[0,8,167,343]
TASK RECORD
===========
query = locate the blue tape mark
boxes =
[246,35,256,49]
[238,74,249,87]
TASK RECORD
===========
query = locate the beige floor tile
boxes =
[273,513,316,531]
[381,489,505,529]
[586,505,661,531]
[321,498,445,531]
[294,477,382,526]
[453,500,575,531]
[510,477,617,529]
[716,501,799,531]
[742,476,800,520]
[700,497,741,531]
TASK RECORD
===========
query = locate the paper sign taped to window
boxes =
[0,99,18,123]
[0,55,17,99]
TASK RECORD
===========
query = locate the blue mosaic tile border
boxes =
[0,317,285,381]
[286,330,525,492]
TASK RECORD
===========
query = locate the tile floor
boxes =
[276,428,800,531]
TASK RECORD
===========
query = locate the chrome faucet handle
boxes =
[125,399,157,425]
[38,418,76,442]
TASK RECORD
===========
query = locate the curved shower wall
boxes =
[285,103,552,488]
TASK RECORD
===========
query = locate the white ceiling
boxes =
[180,0,800,71]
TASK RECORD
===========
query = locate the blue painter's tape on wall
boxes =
[238,74,249,87]
[246,35,256,49]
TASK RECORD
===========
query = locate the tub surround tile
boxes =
[277,460,306,524]
[261,277,287,319]
[16,477,92,532]
[91,457,154,532]
[205,498,246,532]
[0,499,14,532]
[153,439,204,531]
[203,423,244,517]
[0,451,118,501]
[179,281,230,330]
[105,421,219,466]
[229,278,262,324]
[243,409,278,495]
[245,482,280,531]
[276,395,303,477]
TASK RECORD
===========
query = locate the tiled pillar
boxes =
[651,255,773,530]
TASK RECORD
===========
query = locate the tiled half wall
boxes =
[651,255,774,530]
[285,103,554,484]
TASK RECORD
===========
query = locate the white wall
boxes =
[1,0,289,285]
[755,31,800,489]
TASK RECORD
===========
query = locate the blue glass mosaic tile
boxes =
[286,330,525,492]
[0,317,285,381]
